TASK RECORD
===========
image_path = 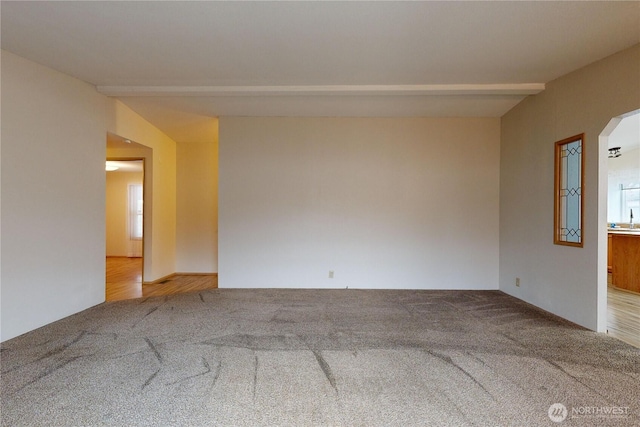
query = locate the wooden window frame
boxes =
[554,134,585,247]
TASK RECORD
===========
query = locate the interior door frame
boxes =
[106,157,146,285]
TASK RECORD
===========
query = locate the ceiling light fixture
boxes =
[608,147,621,158]
[105,161,119,171]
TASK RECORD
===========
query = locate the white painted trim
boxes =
[597,119,619,333]
[97,83,545,97]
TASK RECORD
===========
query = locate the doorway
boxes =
[599,110,640,347]
[105,158,145,301]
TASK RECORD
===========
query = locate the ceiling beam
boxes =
[97,84,545,97]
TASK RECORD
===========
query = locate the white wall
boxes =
[500,44,640,330]
[1,50,107,341]
[219,117,500,289]
[1,51,181,341]
[106,171,144,256]
[176,129,219,273]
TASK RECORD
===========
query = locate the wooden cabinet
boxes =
[611,233,640,294]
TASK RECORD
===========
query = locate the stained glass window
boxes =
[555,134,584,247]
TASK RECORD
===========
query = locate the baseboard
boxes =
[612,285,640,296]
[143,272,217,285]
[175,272,218,276]
[143,273,176,286]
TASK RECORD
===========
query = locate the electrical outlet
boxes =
[329,271,334,279]
[516,277,520,287]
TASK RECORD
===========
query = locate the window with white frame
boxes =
[621,183,639,223]
[128,184,143,240]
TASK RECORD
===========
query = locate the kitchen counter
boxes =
[609,231,640,294]
[608,228,640,235]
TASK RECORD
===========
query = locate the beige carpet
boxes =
[2,289,639,426]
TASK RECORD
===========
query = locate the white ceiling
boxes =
[609,112,640,153]
[2,1,639,143]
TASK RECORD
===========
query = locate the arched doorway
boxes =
[598,110,640,347]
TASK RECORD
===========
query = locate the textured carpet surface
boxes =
[1,289,639,426]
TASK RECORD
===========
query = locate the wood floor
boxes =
[607,283,640,348]
[106,258,638,347]
[105,257,217,301]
